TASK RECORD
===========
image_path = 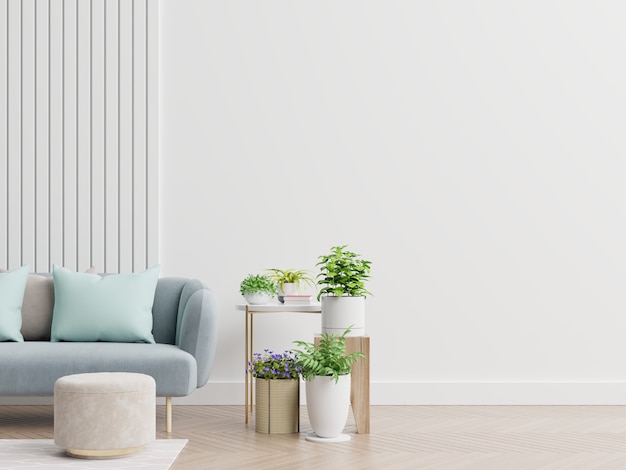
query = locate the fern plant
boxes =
[293,328,365,383]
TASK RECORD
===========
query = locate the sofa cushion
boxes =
[51,265,160,343]
[0,267,97,341]
[0,342,197,396]
[18,274,54,341]
[0,265,29,342]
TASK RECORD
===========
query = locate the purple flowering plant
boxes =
[247,349,301,380]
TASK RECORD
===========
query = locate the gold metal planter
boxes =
[255,379,299,434]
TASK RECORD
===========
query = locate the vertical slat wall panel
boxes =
[21,0,35,268]
[0,1,7,269]
[48,0,62,268]
[132,0,146,272]
[90,0,105,271]
[62,0,77,270]
[35,0,49,273]
[104,0,118,273]
[1,0,158,273]
[146,0,157,266]
[6,0,21,269]
[76,0,90,269]
[117,0,132,274]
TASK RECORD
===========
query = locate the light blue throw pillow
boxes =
[0,265,29,342]
[51,265,160,343]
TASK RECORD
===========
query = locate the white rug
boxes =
[0,439,188,469]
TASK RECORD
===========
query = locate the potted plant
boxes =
[265,268,316,302]
[239,274,278,305]
[247,349,300,434]
[293,328,365,441]
[316,245,372,336]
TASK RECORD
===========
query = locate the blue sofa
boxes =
[0,276,219,432]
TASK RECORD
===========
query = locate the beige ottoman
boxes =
[54,372,156,459]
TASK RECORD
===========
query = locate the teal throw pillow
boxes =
[51,265,160,343]
[0,265,30,342]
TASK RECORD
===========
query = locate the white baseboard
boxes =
[182,381,626,405]
[5,382,626,406]
[366,382,626,405]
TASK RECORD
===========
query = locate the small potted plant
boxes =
[316,245,372,336]
[239,274,278,305]
[265,268,316,302]
[293,328,365,441]
[247,349,300,434]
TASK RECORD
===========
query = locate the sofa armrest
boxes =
[176,282,219,388]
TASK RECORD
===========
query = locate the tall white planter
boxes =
[305,375,351,441]
[321,296,365,337]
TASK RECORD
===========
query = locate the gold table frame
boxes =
[237,303,371,433]
[239,303,321,425]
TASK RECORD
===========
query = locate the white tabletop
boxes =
[236,303,321,312]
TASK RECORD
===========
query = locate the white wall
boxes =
[160,1,626,405]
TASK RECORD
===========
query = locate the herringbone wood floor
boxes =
[2,405,626,469]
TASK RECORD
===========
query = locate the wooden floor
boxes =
[2,405,626,469]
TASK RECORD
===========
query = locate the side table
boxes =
[236,303,321,424]
[237,303,371,434]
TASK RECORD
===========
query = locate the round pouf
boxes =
[54,372,156,459]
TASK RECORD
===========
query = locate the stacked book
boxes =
[283,294,313,305]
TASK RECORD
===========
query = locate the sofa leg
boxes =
[166,397,172,433]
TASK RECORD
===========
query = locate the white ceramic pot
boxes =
[305,375,351,438]
[281,283,297,295]
[244,293,273,305]
[321,296,365,336]
[277,283,297,303]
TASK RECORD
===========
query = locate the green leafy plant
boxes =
[239,274,278,296]
[293,328,366,383]
[265,268,316,292]
[247,349,300,380]
[316,245,372,300]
